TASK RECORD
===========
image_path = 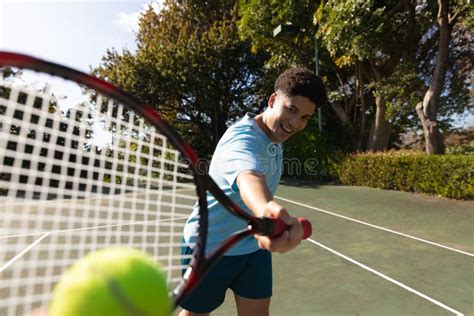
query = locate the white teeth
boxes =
[282,126,293,133]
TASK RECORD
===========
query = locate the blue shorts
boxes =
[179,246,272,313]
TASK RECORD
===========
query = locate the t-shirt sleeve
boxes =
[212,134,265,192]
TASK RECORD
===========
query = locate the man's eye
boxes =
[286,107,296,113]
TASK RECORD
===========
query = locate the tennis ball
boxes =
[49,248,171,316]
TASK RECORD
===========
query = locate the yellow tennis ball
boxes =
[49,248,171,316]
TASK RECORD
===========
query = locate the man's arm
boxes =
[236,170,303,253]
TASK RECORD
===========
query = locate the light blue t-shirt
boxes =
[183,113,283,256]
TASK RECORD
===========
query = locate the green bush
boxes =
[335,151,474,200]
[446,143,474,155]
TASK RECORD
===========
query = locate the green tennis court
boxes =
[214,181,473,315]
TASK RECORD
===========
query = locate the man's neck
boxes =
[255,113,277,143]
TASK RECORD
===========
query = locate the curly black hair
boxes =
[274,67,327,107]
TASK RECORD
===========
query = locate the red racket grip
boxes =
[270,217,312,239]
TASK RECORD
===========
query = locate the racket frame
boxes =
[0,51,292,308]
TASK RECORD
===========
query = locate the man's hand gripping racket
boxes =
[0,51,311,315]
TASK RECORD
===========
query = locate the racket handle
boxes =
[270,217,312,240]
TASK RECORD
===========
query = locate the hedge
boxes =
[335,151,474,200]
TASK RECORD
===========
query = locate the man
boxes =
[180,67,327,316]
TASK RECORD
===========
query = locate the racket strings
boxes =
[0,74,198,315]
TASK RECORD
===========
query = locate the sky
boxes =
[0,0,165,148]
[0,0,162,72]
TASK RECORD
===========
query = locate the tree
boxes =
[238,0,355,179]
[416,0,471,154]
[239,0,472,154]
[316,0,429,151]
[95,0,267,158]
[239,0,419,151]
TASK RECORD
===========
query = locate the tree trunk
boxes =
[416,0,451,155]
[366,60,392,151]
[330,102,350,125]
[367,94,393,151]
[416,102,445,154]
[356,60,368,151]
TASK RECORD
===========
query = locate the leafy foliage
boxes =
[239,0,472,154]
[335,150,474,200]
[95,1,267,158]
[92,0,473,182]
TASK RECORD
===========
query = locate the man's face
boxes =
[264,91,316,143]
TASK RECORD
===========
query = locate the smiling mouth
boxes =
[281,125,294,134]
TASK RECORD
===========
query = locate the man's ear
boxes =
[268,93,277,108]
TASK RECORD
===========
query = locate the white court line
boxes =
[276,196,474,257]
[0,233,51,273]
[0,216,190,240]
[0,216,190,272]
[307,239,464,316]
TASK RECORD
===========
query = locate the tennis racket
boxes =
[0,51,312,315]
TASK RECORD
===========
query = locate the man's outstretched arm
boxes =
[236,170,303,253]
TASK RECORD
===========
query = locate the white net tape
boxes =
[0,74,198,315]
